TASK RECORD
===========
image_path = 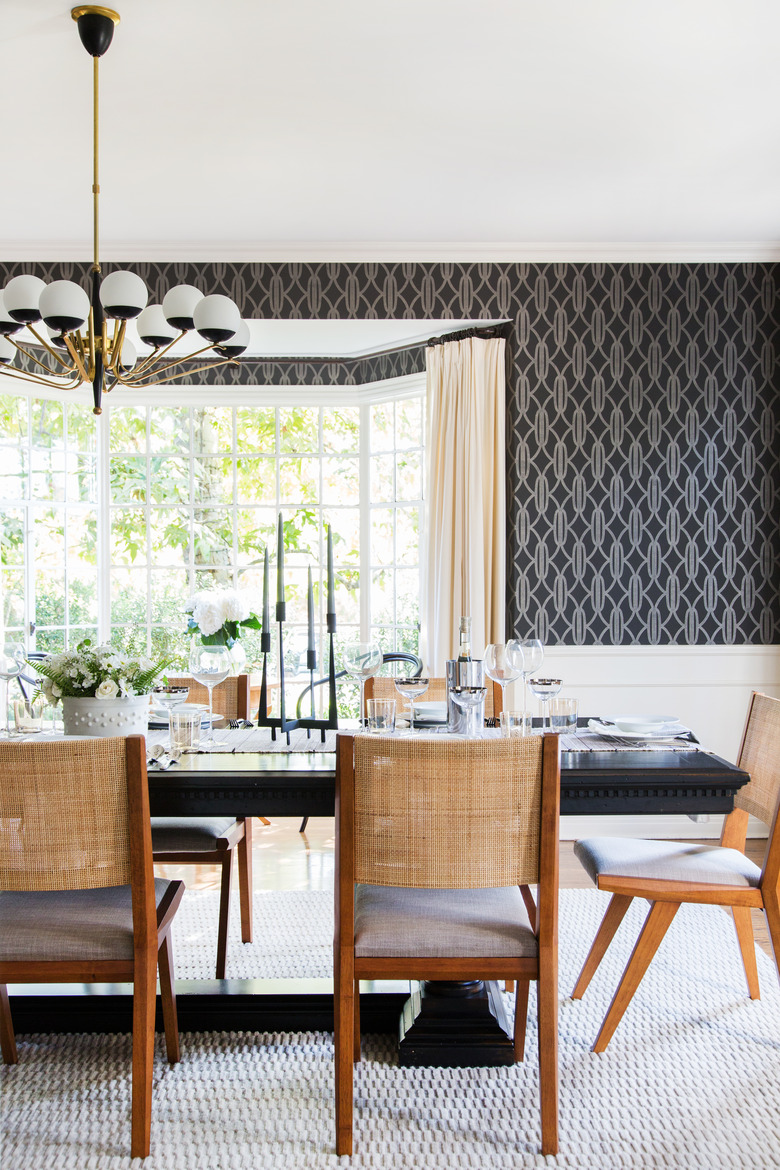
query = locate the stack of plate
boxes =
[588,714,689,740]
[148,703,211,730]
[412,700,448,728]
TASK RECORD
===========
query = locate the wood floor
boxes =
[156,819,774,959]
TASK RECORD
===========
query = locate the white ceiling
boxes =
[3,0,780,260]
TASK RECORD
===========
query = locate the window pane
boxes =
[110,568,148,624]
[371,567,395,625]
[31,401,63,448]
[237,457,276,505]
[396,397,422,448]
[68,571,98,625]
[31,449,66,501]
[0,447,27,502]
[1,570,25,628]
[67,454,97,503]
[0,509,25,565]
[151,569,190,623]
[110,455,147,504]
[68,407,97,453]
[236,406,275,451]
[192,407,233,453]
[150,508,190,565]
[109,405,147,452]
[150,456,189,505]
[149,407,190,454]
[33,507,65,568]
[237,508,275,565]
[370,508,394,565]
[279,407,319,453]
[193,456,233,505]
[396,506,420,565]
[323,457,359,505]
[35,570,66,625]
[323,407,359,453]
[111,508,147,564]
[193,509,232,564]
[279,458,317,505]
[0,394,28,442]
[370,454,394,503]
[396,450,421,502]
[370,403,393,452]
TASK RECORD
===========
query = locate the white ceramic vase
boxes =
[61,693,150,737]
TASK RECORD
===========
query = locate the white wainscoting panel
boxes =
[505,645,780,841]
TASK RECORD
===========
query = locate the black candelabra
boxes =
[256,513,338,743]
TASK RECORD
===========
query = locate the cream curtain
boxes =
[421,335,506,673]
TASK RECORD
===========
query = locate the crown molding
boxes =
[2,241,780,264]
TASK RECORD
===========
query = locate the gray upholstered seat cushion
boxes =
[151,816,238,853]
[354,884,537,958]
[574,837,761,888]
[0,878,174,962]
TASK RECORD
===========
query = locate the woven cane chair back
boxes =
[0,738,132,892]
[352,733,544,889]
[734,693,780,828]
[165,673,249,719]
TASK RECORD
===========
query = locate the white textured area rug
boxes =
[3,889,780,1169]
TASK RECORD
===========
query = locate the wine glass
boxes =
[507,637,543,716]
[483,644,522,715]
[0,642,24,738]
[393,676,429,729]
[188,642,230,748]
[529,678,563,731]
[450,686,487,738]
[342,640,383,727]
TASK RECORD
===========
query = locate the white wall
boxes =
[505,645,780,841]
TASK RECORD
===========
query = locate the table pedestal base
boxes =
[398,979,515,1067]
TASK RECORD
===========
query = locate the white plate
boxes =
[603,713,678,734]
[589,719,688,740]
[413,701,447,723]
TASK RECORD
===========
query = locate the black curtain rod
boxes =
[426,322,513,348]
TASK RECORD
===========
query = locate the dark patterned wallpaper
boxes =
[2,259,778,645]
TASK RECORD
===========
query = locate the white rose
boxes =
[95,678,119,699]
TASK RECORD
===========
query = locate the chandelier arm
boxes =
[104,318,122,370]
[126,343,232,381]
[0,366,84,391]
[127,328,191,376]
[113,357,239,389]
[25,326,81,373]
[8,337,77,378]
[64,334,93,384]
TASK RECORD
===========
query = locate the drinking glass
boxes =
[483,644,522,714]
[529,678,563,730]
[342,640,383,727]
[0,642,24,738]
[169,707,201,753]
[393,675,429,728]
[550,697,578,734]
[13,696,45,734]
[366,698,396,733]
[500,710,532,738]
[188,642,230,747]
[450,686,487,737]
[507,637,543,717]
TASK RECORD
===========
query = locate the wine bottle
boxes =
[457,616,472,662]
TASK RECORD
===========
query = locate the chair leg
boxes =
[299,816,309,833]
[158,934,180,1065]
[0,984,18,1064]
[237,817,253,945]
[592,899,679,1054]
[572,893,633,999]
[513,979,530,1061]
[354,980,361,1062]
[537,953,558,1156]
[732,906,760,999]
[131,951,157,1160]
[505,980,515,993]
[762,888,780,989]
[334,953,354,1156]
[215,850,234,980]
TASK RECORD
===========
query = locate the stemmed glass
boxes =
[393,676,429,730]
[0,642,24,738]
[507,637,543,716]
[450,686,487,738]
[483,644,522,715]
[529,678,563,731]
[188,642,230,748]
[342,640,383,727]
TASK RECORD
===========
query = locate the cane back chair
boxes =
[0,736,184,1159]
[152,672,259,978]
[334,731,561,1156]
[571,691,780,1052]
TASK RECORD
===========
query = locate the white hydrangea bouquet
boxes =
[34,639,172,704]
[185,588,262,648]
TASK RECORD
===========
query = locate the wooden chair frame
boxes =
[154,673,258,978]
[334,732,561,1157]
[572,691,780,1052]
[0,736,184,1160]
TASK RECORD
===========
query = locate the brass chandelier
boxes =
[0,7,248,414]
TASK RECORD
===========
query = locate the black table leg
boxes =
[398,979,515,1067]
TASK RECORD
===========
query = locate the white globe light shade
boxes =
[162,284,202,332]
[0,295,24,337]
[0,336,17,365]
[3,275,46,324]
[136,304,177,349]
[117,337,137,373]
[193,294,241,344]
[39,280,90,333]
[216,318,250,357]
[99,270,148,320]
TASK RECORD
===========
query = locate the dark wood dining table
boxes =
[13,731,750,1063]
